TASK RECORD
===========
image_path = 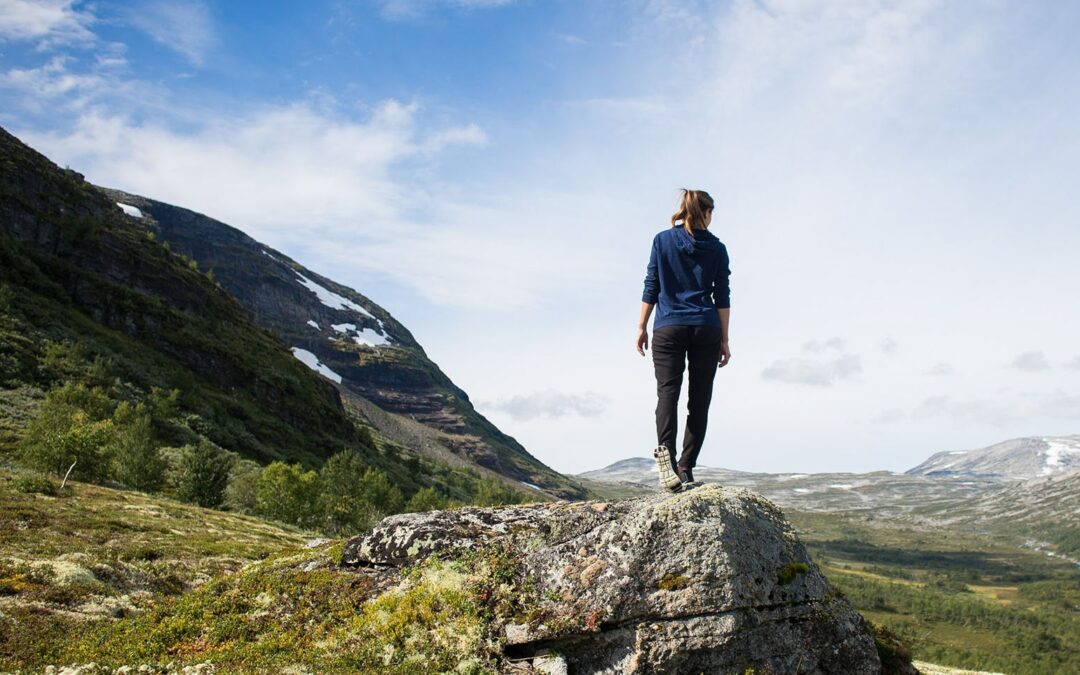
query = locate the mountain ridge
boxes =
[98,187,585,499]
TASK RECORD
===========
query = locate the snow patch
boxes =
[330,322,388,347]
[290,347,342,383]
[116,202,142,218]
[296,273,375,319]
[828,484,854,489]
[947,450,968,455]
[262,250,279,261]
[775,474,809,481]
[793,488,811,493]
[520,481,543,491]
[1042,437,1080,475]
[353,328,389,346]
[306,320,320,330]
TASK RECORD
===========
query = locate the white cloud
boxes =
[761,352,861,387]
[0,56,103,99]
[421,123,487,153]
[1011,350,1050,372]
[481,389,608,422]
[0,0,94,46]
[22,100,486,238]
[123,0,216,67]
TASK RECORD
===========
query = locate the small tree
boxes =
[174,439,235,507]
[255,461,320,528]
[318,451,370,534]
[19,383,115,481]
[358,467,405,514]
[108,401,165,492]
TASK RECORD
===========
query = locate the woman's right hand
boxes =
[718,340,731,368]
[636,328,649,356]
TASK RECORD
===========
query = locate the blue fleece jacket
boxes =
[642,226,730,330]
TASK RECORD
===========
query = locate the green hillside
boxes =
[0,126,542,535]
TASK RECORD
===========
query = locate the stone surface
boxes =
[342,484,881,673]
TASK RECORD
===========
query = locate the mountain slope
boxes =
[0,126,354,466]
[907,435,1080,481]
[101,188,584,499]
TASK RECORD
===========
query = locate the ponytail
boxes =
[670,188,715,238]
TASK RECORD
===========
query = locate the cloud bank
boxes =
[481,390,608,422]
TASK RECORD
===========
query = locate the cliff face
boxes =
[101,188,584,499]
[343,484,882,673]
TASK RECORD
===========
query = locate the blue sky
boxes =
[3,0,1080,475]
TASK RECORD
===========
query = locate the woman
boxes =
[636,189,731,492]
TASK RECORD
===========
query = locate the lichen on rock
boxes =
[342,483,882,673]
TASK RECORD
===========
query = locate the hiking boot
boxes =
[654,445,683,492]
[677,466,694,484]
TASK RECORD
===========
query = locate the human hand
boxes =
[636,328,649,356]
[718,340,731,368]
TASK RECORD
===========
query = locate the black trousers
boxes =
[652,324,722,472]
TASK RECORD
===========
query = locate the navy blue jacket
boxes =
[642,226,730,330]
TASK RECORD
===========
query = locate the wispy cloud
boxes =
[123,0,216,67]
[0,0,94,46]
[924,362,954,376]
[1064,356,1080,371]
[912,391,1080,426]
[481,389,607,422]
[801,337,846,354]
[879,337,898,355]
[761,339,861,387]
[1011,350,1050,372]
[553,32,587,45]
[376,0,516,21]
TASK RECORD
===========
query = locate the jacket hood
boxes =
[672,226,723,256]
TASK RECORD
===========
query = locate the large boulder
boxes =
[343,484,881,673]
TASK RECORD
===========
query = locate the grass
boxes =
[0,466,311,670]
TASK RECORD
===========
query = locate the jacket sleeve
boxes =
[642,236,659,304]
[713,243,731,309]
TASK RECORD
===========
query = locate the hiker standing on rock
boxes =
[636,189,731,492]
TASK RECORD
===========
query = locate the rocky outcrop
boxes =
[342,484,881,673]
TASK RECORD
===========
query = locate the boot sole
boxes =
[654,448,684,492]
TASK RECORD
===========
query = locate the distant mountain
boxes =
[581,441,1080,559]
[100,187,584,499]
[906,435,1080,481]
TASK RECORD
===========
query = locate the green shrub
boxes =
[11,473,58,495]
[255,461,320,528]
[223,458,262,514]
[406,486,448,513]
[173,439,235,507]
[471,478,522,507]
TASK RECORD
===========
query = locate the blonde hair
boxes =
[671,188,715,239]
